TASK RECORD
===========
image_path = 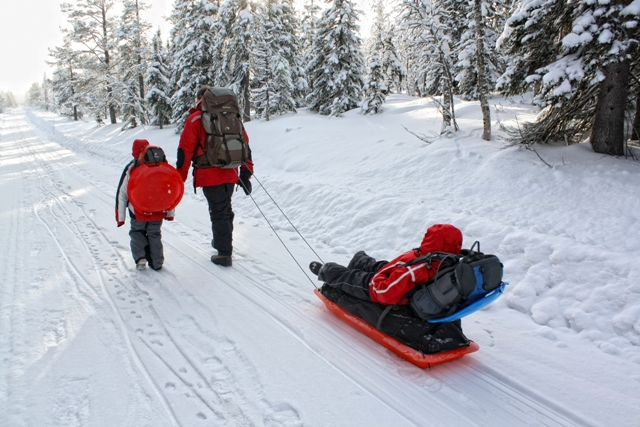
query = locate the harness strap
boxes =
[376,305,395,330]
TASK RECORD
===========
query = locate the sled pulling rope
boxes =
[238,173,322,288]
[237,174,508,368]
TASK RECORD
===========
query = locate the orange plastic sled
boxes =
[128,162,184,214]
[315,289,479,369]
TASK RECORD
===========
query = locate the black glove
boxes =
[238,169,252,195]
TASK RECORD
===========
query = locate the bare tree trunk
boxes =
[135,0,146,125]
[473,0,491,141]
[242,73,251,122]
[590,59,630,155]
[632,91,640,141]
[102,3,117,124]
[440,51,458,132]
[70,67,78,121]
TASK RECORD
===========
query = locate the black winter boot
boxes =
[211,255,232,267]
[309,261,323,276]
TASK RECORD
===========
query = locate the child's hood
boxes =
[419,224,463,255]
[132,139,150,158]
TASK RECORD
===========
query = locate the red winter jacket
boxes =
[176,102,254,188]
[369,224,463,305]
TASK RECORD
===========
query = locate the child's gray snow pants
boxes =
[130,218,164,269]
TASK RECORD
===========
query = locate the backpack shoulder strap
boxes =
[404,252,459,268]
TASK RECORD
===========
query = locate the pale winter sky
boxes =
[0,0,173,100]
[0,0,374,102]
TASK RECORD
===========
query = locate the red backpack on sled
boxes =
[127,145,184,215]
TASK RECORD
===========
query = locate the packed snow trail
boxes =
[1,107,638,426]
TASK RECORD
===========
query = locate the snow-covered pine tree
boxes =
[299,0,321,97]
[168,0,219,132]
[270,0,306,107]
[496,0,571,97]
[454,0,505,101]
[221,0,254,121]
[453,0,504,140]
[27,83,42,107]
[251,12,274,120]
[361,39,386,115]
[2,91,17,108]
[40,73,53,111]
[212,0,236,87]
[380,31,406,94]
[146,29,173,129]
[61,0,119,124]
[251,4,296,120]
[48,38,83,120]
[500,0,639,155]
[306,0,365,116]
[369,0,405,96]
[117,0,151,129]
[399,0,458,133]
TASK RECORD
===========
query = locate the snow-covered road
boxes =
[1,104,639,427]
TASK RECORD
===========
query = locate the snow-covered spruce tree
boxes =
[27,83,42,107]
[496,0,573,97]
[454,0,505,101]
[299,0,321,96]
[380,31,406,94]
[251,5,296,120]
[589,1,639,155]
[168,0,220,132]
[48,38,83,120]
[146,29,173,129]
[268,0,307,108]
[306,0,365,116]
[361,39,386,115]
[116,0,151,130]
[221,0,254,121]
[40,73,53,111]
[2,91,18,108]
[453,0,504,140]
[251,13,274,120]
[501,0,639,154]
[61,0,119,124]
[369,0,405,96]
[399,0,458,133]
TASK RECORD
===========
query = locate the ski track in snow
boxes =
[11,111,301,426]
[0,108,602,427]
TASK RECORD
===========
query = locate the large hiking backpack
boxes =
[193,87,251,169]
[406,242,504,321]
[128,145,184,215]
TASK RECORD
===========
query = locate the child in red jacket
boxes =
[115,139,174,271]
[310,224,463,304]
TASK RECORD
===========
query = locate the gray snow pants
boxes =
[129,218,164,269]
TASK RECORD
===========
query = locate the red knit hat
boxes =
[132,139,149,158]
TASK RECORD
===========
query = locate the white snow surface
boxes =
[1,94,640,427]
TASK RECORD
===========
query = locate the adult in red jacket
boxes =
[309,224,463,305]
[176,86,254,267]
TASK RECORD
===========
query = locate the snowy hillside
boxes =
[1,95,639,427]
